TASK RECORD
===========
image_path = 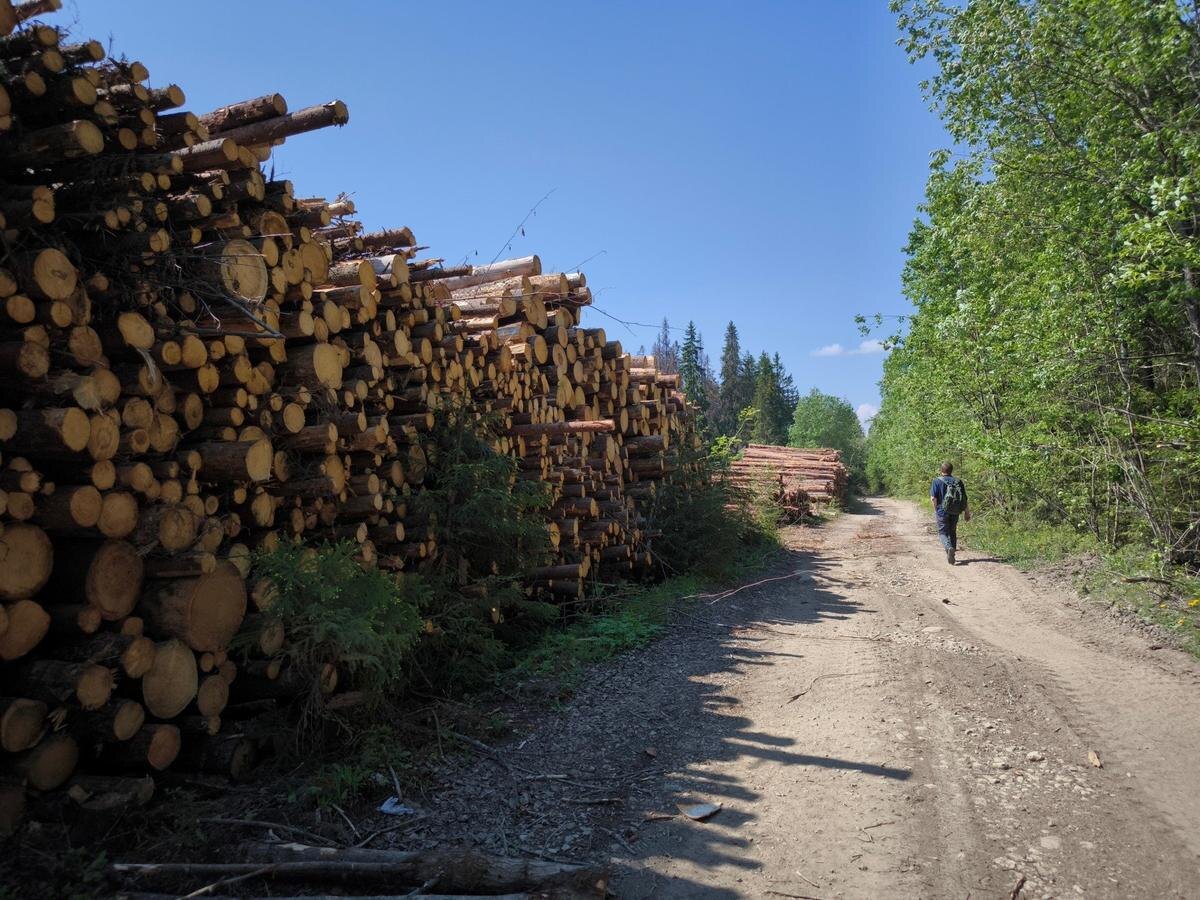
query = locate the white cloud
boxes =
[856,403,879,429]
[812,343,846,357]
[811,339,887,358]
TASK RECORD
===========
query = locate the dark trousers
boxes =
[936,513,959,551]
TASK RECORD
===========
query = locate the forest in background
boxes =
[639,320,867,481]
[870,0,1200,568]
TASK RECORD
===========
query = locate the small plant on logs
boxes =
[245,541,425,740]
[646,441,777,581]
[408,405,558,693]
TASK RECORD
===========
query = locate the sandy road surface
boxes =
[388,499,1200,898]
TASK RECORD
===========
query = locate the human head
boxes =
[940,461,954,475]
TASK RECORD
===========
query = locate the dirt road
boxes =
[394,499,1200,898]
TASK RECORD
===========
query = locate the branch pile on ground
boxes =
[0,1,697,831]
[727,444,848,521]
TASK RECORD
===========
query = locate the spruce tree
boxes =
[678,321,706,415]
[651,318,680,374]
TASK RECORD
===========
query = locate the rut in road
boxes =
[350,498,1200,899]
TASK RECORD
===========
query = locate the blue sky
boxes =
[70,1,945,426]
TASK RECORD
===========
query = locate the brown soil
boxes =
[362,498,1200,898]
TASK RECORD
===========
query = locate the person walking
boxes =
[930,461,970,564]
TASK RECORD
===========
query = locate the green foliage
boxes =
[250,540,425,709]
[416,403,552,586]
[679,321,707,416]
[711,321,753,436]
[645,441,778,580]
[963,510,1200,657]
[788,388,867,485]
[874,0,1200,567]
[749,352,796,445]
[512,574,703,684]
[405,404,557,694]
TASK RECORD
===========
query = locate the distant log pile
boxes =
[0,1,697,830]
[727,445,848,521]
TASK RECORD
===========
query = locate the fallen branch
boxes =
[786,671,876,704]
[196,817,336,847]
[111,844,607,896]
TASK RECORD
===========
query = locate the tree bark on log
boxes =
[140,562,247,652]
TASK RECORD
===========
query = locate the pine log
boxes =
[73,698,145,742]
[98,723,180,772]
[177,843,609,894]
[0,523,53,600]
[141,562,247,652]
[174,732,255,780]
[0,697,46,752]
[0,599,49,660]
[12,733,78,790]
[140,639,198,719]
[212,100,348,147]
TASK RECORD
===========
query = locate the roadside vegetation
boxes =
[867,0,1200,647]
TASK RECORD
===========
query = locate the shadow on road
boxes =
[421,497,903,898]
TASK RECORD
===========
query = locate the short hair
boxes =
[940,461,954,475]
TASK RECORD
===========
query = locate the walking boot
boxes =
[946,547,955,565]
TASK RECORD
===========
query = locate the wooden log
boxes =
[198,93,287,134]
[17,659,113,709]
[140,639,198,719]
[174,732,255,780]
[12,733,78,791]
[97,723,180,772]
[5,406,91,454]
[196,239,269,303]
[54,631,156,678]
[73,698,145,742]
[66,773,154,811]
[141,562,246,653]
[0,599,49,660]
[0,697,46,752]
[212,100,348,147]
[191,439,273,483]
[0,523,53,600]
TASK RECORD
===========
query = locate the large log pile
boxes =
[0,1,697,831]
[727,444,848,521]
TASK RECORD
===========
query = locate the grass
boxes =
[961,509,1200,657]
[509,541,782,689]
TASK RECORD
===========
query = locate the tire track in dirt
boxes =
[367,499,1199,898]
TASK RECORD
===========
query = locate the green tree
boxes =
[789,389,866,483]
[750,352,792,445]
[711,321,753,435]
[872,0,1200,564]
[678,321,707,416]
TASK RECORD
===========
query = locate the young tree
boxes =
[678,321,707,416]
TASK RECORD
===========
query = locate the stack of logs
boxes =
[0,0,697,832]
[727,445,848,522]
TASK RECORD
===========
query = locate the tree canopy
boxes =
[789,389,866,480]
[870,0,1200,564]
